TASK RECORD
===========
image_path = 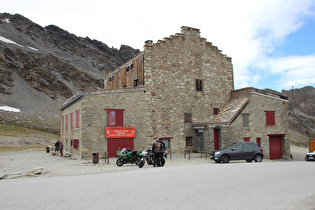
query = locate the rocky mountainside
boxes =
[281,86,315,146]
[0,13,140,116]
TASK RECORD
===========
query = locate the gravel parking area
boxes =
[0,145,309,179]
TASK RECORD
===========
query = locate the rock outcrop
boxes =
[0,13,140,115]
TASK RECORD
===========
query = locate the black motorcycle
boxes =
[116,148,142,166]
[139,148,167,168]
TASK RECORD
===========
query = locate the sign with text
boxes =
[106,127,136,138]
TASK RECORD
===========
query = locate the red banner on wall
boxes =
[106,127,136,138]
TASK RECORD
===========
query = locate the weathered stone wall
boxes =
[83,88,147,159]
[60,97,82,157]
[143,26,234,152]
[227,93,290,158]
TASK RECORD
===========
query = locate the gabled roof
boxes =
[210,87,289,128]
[210,97,249,127]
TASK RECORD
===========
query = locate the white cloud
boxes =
[256,55,315,89]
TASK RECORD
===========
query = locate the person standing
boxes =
[59,141,64,156]
[152,137,164,167]
[54,140,60,156]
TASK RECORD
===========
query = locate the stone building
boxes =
[60,26,290,160]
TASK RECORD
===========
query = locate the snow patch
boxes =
[0,106,21,113]
[0,36,24,48]
[1,19,10,23]
[27,46,38,51]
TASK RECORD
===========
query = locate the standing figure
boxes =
[54,140,60,156]
[152,137,164,167]
[59,141,64,156]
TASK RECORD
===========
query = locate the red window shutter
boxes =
[256,138,261,147]
[66,115,68,129]
[265,111,275,125]
[75,110,80,127]
[70,113,73,128]
[243,137,250,142]
[62,116,64,130]
[115,110,124,126]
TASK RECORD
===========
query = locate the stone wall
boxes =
[60,96,82,157]
[143,26,234,152]
[227,93,290,158]
[61,88,148,159]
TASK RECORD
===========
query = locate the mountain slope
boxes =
[0,13,140,115]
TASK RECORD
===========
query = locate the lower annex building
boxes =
[59,26,290,160]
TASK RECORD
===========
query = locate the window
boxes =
[62,116,64,130]
[242,114,249,127]
[196,79,203,91]
[66,115,68,129]
[256,138,261,147]
[75,110,80,127]
[73,139,79,149]
[134,79,139,86]
[243,137,250,142]
[105,109,125,126]
[162,139,170,148]
[234,144,243,151]
[70,113,73,128]
[265,111,275,125]
[184,113,192,123]
[186,137,192,146]
[213,108,220,115]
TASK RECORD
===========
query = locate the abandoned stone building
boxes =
[60,26,290,160]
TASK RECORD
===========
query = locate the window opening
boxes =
[213,108,220,115]
[105,109,125,126]
[186,137,192,146]
[196,79,203,91]
[184,113,192,123]
[242,114,249,127]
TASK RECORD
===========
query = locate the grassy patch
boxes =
[0,145,45,151]
[0,122,56,136]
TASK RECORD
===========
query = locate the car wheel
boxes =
[254,154,262,162]
[246,160,253,162]
[221,155,230,163]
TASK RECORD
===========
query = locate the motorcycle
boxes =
[116,148,142,166]
[139,148,168,168]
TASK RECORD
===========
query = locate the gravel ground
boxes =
[0,145,309,179]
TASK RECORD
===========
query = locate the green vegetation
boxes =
[0,122,45,135]
[0,122,60,151]
[0,145,44,152]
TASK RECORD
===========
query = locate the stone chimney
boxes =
[144,40,153,47]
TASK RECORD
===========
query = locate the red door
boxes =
[269,135,282,160]
[107,138,134,157]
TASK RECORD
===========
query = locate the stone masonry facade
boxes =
[60,26,290,160]
[105,26,234,152]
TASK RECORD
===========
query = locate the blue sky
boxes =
[1,0,315,92]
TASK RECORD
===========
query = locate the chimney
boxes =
[144,40,153,48]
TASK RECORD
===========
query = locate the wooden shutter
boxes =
[265,111,275,125]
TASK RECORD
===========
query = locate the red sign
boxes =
[106,127,136,138]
